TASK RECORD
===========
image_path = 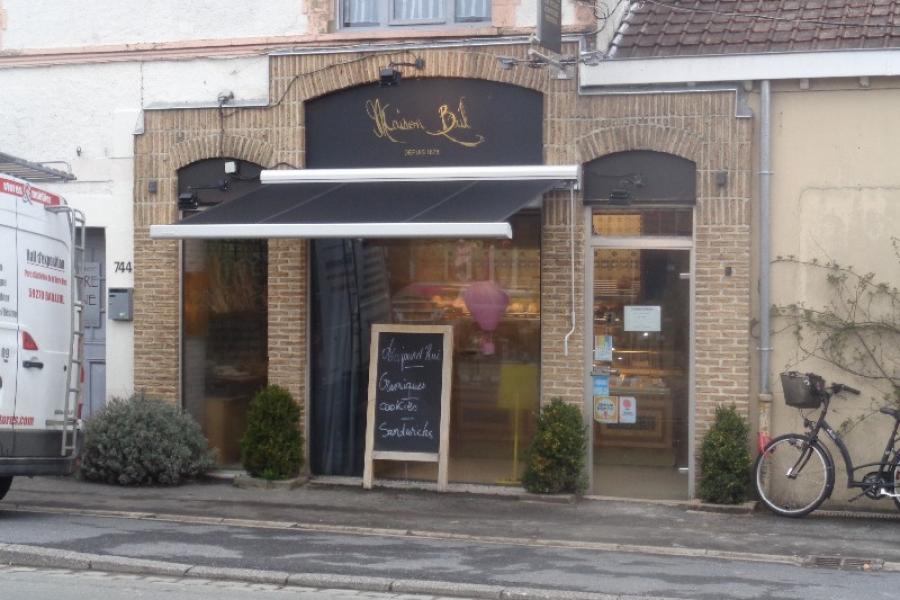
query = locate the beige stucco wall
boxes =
[768,78,900,507]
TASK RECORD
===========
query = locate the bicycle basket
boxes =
[781,371,827,409]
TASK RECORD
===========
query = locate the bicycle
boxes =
[754,371,900,517]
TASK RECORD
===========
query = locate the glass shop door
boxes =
[589,248,691,499]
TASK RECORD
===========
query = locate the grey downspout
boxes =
[563,186,576,356]
[759,80,772,394]
[758,80,774,447]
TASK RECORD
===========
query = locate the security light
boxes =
[178,192,199,211]
[379,67,401,87]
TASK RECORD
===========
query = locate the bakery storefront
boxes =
[150,76,578,486]
[138,48,752,499]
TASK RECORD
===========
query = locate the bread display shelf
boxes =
[390,283,539,324]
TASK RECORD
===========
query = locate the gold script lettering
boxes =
[366,99,426,144]
[425,99,485,148]
[365,97,486,149]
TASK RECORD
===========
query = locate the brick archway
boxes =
[294,48,551,104]
[171,135,275,173]
[576,124,704,165]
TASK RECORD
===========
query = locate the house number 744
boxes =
[114,261,133,273]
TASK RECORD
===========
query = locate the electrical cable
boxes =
[219,48,425,120]
[582,0,629,36]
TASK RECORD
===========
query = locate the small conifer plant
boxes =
[522,398,587,494]
[80,393,216,486]
[698,404,752,504]
[240,385,304,480]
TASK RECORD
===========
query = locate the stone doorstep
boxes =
[232,474,309,490]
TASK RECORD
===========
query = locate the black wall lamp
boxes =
[379,67,402,87]
[378,57,426,86]
[178,183,230,211]
[178,191,200,211]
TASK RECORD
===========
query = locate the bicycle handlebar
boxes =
[833,383,861,395]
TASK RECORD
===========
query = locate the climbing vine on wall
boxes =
[772,237,900,430]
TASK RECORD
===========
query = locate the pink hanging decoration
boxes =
[463,280,509,355]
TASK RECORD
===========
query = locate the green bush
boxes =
[699,404,751,504]
[80,393,216,486]
[240,385,304,480]
[522,398,587,494]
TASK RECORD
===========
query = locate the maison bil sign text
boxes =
[366,97,484,149]
[306,78,543,167]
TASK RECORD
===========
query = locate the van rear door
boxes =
[0,178,19,458]
[15,186,71,457]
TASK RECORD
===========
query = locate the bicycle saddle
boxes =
[879,406,900,420]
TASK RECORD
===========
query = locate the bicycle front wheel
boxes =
[754,434,833,517]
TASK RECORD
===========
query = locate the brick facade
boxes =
[133,44,752,485]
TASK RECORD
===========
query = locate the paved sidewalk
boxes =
[4,474,900,567]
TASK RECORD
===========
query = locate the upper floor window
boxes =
[342,0,490,27]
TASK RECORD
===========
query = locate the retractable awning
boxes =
[150,165,579,240]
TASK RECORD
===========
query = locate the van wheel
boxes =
[0,476,11,501]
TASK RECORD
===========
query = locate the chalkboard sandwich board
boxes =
[363,324,453,491]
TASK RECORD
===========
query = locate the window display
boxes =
[183,239,268,466]
[310,213,541,485]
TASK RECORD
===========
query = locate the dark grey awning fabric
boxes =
[183,180,555,225]
[151,179,561,239]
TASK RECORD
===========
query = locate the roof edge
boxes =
[0,152,75,183]
[579,48,900,88]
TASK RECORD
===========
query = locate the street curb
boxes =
[519,493,578,504]
[582,494,758,515]
[687,500,758,514]
[0,543,688,600]
[232,474,308,490]
[5,504,807,569]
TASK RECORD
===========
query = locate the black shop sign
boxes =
[305,78,543,167]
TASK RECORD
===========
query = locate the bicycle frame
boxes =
[806,394,900,491]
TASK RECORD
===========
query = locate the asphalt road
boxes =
[0,509,898,599]
[0,565,453,600]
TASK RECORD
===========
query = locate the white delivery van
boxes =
[0,174,84,501]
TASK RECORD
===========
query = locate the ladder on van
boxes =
[47,206,86,457]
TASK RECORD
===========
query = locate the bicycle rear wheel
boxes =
[754,434,833,517]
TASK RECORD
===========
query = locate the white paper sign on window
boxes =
[624,305,661,332]
[619,396,637,424]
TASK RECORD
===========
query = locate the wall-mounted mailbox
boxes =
[108,288,133,321]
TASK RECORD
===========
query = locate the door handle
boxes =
[23,360,44,369]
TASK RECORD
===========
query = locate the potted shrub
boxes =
[238,385,305,487]
[698,404,751,504]
[522,398,587,495]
